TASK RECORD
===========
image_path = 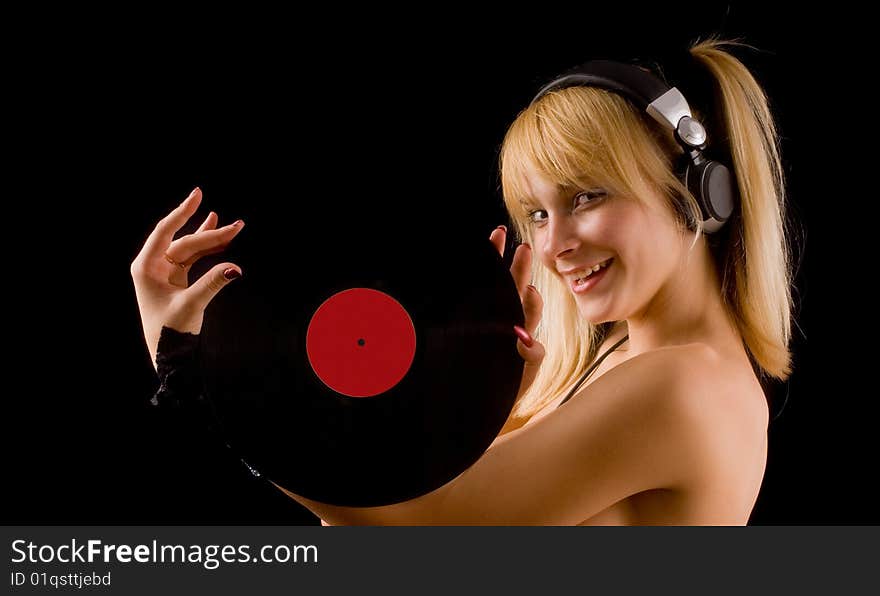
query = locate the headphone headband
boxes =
[532,60,669,107]
[531,60,702,146]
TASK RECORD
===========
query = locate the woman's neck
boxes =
[624,237,740,357]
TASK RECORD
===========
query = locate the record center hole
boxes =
[357,338,365,346]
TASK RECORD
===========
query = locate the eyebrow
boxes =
[518,184,588,208]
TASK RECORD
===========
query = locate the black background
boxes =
[6,5,876,524]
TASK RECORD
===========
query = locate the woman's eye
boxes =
[528,209,548,225]
[526,190,605,226]
[574,190,607,208]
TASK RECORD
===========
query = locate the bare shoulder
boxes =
[559,342,768,490]
[610,341,764,418]
[655,342,768,439]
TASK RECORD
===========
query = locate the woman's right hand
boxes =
[488,225,545,396]
[130,187,245,371]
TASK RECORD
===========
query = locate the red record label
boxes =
[306,288,417,398]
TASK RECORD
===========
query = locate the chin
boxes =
[576,305,614,325]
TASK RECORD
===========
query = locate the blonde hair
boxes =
[500,36,795,419]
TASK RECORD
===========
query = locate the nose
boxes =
[541,215,580,262]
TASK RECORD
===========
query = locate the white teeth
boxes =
[573,259,611,283]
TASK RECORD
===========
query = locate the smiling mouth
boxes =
[572,258,613,283]
[570,258,613,293]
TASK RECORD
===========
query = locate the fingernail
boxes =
[183,187,199,203]
[223,268,242,281]
[496,225,507,233]
[232,219,244,227]
[521,243,531,251]
[513,325,533,347]
[527,284,537,293]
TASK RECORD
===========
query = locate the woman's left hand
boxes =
[489,226,545,395]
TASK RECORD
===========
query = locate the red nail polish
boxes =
[223,268,241,280]
[513,325,533,347]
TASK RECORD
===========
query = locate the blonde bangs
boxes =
[501,86,687,243]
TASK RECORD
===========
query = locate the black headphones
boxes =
[531,60,737,233]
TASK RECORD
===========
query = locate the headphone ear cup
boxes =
[685,159,737,232]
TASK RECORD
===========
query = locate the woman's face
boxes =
[524,173,685,323]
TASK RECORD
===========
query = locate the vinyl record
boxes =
[199,231,525,507]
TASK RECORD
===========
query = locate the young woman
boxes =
[132,36,793,525]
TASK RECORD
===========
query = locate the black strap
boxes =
[556,334,630,409]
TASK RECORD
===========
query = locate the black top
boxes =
[151,327,209,415]
[151,326,264,478]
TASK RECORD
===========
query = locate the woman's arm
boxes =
[278,344,726,525]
